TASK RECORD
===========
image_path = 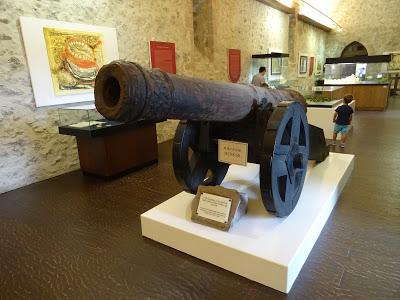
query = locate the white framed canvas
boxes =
[298,53,308,77]
[20,16,119,107]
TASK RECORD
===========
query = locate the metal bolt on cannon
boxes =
[95,60,329,217]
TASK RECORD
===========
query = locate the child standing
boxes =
[332,94,354,148]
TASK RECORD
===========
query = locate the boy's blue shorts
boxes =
[334,124,349,134]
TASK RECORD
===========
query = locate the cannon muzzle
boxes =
[95,60,304,123]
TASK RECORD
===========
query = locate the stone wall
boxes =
[325,0,400,57]
[192,0,289,82]
[0,0,193,194]
[288,18,328,92]
[0,0,295,193]
[4,0,392,193]
[193,0,214,61]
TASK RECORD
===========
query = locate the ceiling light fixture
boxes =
[276,0,293,8]
[298,0,343,32]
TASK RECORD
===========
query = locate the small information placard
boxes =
[192,186,247,231]
[218,139,248,166]
[196,193,232,224]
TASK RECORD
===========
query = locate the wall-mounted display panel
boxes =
[315,57,323,76]
[20,16,119,107]
[384,51,400,72]
[149,41,176,74]
[271,57,282,75]
[298,54,308,77]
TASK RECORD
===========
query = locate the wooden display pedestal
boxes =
[324,84,390,111]
[59,121,158,177]
[77,124,158,177]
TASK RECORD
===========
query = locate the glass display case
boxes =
[324,58,390,85]
[305,86,346,107]
[58,104,122,131]
[251,53,289,88]
[322,56,391,111]
[57,104,159,177]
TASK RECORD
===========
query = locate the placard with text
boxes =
[218,139,248,166]
[149,41,176,74]
[196,193,232,224]
[191,185,247,231]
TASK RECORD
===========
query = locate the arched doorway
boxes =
[341,41,368,58]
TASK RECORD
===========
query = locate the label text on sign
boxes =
[196,193,232,224]
[218,139,248,166]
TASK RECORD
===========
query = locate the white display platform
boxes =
[307,100,355,138]
[141,153,354,293]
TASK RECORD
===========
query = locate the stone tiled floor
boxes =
[0,97,399,299]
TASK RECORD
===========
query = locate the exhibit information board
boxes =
[20,16,119,107]
[149,41,176,74]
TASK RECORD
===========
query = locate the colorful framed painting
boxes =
[20,16,119,107]
[43,28,105,96]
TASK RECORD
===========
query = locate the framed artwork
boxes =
[299,54,308,76]
[20,16,119,107]
[384,51,400,71]
[149,41,176,74]
[228,49,241,83]
[308,56,315,76]
[271,57,282,75]
[43,28,104,96]
[315,57,323,76]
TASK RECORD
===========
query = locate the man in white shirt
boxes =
[251,66,267,86]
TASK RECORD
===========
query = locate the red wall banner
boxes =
[228,49,241,83]
[150,41,176,74]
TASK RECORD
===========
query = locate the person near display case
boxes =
[251,66,268,87]
[332,94,354,148]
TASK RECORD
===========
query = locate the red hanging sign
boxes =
[150,41,176,74]
[228,49,241,83]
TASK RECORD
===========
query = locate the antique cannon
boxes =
[95,60,328,217]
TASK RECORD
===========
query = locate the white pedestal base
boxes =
[141,153,354,293]
[307,100,356,138]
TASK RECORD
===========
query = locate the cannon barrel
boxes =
[94,60,304,123]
